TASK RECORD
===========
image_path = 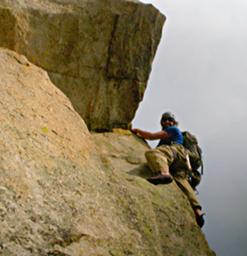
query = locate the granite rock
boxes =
[0,48,215,256]
[0,0,165,131]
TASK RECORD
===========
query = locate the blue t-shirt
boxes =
[157,126,183,147]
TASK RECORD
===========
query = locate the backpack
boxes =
[182,131,203,190]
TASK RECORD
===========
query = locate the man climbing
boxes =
[131,112,205,228]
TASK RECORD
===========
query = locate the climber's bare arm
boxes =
[131,128,170,140]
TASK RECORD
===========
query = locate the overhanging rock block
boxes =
[0,0,165,131]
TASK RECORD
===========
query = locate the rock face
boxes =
[0,0,165,131]
[0,48,215,255]
[0,1,215,254]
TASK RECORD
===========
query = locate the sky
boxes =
[132,1,247,255]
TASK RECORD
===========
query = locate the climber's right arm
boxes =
[131,128,170,140]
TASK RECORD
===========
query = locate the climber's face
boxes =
[161,118,175,128]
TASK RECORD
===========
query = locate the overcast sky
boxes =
[133,1,247,255]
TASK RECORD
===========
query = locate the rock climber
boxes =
[131,112,205,227]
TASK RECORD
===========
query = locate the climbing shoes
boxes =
[147,174,173,185]
[196,213,205,228]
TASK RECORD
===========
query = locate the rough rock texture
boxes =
[0,0,165,131]
[0,48,215,255]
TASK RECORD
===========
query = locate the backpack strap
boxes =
[200,161,204,175]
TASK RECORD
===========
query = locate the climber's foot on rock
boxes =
[147,174,173,185]
[196,213,205,228]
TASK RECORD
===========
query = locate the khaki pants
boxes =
[145,144,201,209]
